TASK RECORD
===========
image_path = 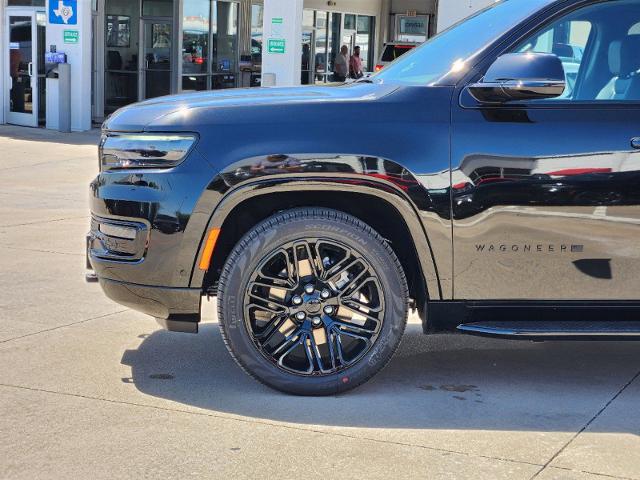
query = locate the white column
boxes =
[45,0,92,131]
[261,0,303,87]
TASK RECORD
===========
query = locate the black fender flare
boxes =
[189,175,443,301]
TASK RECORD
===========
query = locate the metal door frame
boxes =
[139,16,174,100]
[301,27,315,85]
[5,8,38,127]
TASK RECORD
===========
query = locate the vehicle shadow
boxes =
[121,321,640,433]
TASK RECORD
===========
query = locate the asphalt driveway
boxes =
[0,125,638,480]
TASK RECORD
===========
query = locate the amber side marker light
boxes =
[199,228,221,271]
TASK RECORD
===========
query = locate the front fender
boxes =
[188,159,447,300]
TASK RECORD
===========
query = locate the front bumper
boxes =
[99,277,201,333]
[86,147,222,332]
[86,217,203,332]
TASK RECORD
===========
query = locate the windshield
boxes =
[374,0,553,86]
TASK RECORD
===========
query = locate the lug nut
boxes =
[304,284,315,294]
[323,306,334,315]
[292,295,303,305]
[295,311,306,321]
[312,317,322,327]
[321,289,331,299]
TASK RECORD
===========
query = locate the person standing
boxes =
[333,45,349,83]
[301,43,311,85]
[349,46,364,79]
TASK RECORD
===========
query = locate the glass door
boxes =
[105,8,139,115]
[141,19,172,99]
[211,0,239,89]
[6,11,38,127]
[301,29,314,85]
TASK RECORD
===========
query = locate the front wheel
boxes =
[217,208,409,395]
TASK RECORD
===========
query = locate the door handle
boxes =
[28,62,33,77]
[632,137,640,149]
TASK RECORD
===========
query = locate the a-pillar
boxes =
[261,0,304,87]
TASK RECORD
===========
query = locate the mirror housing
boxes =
[468,53,566,103]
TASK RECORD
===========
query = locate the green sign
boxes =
[271,17,283,24]
[63,30,79,44]
[268,39,286,54]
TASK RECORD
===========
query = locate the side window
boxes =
[516,20,591,99]
[511,0,640,102]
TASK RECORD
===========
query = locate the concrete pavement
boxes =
[0,124,639,479]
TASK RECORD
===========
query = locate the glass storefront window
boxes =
[182,0,209,76]
[212,1,238,74]
[143,0,173,17]
[143,21,172,98]
[328,13,341,82]
[356,16,374,71]
[299,10,376,83]
[357,15,371,34]
[315,13,327,82]
[315,11,327,29]
[344,14,356,30]
[182,75,208,91]
[302,10,315,29]
[7,1,45,5]
[105,0,140,114]
[250,4,264,87]
[181,0,240,91]
[212,1,238,88]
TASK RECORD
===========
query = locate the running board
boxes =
[457,321,640,339]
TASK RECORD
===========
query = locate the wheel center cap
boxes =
[305,299,322,314]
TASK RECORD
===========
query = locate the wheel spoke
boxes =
[307,240,326,279]
[337,303,381,328]
[246,301,285,316]
[273,329,302,357]
[274,330,314,374]
[337,267,371,298]
[302,334,318,374]
[249,279,292,292]
[330,323,373,369]
[326,257,360,285]
[308,329,332,373]
[333,318,376,337]
[255,314,287,343]
[258,249,297,288]
[323,254,353,281]
[334,331,348,366]
[248,291,289,311]
[293,241,319,280]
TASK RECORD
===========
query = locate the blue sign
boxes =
[45,52,67,64]
[48,0,77,25]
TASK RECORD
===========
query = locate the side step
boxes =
[458,321,640,339]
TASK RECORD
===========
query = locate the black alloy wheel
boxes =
[217,208,409,395]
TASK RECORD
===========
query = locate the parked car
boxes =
[374,42,418,71]
[89,0,640,395]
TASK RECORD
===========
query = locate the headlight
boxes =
[99,133,197,171]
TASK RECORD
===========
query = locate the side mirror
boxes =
[467,52,566,103]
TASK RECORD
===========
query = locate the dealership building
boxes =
[0,0,491,131]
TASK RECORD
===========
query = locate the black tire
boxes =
[217,208,409,395]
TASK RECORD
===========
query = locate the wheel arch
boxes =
[191,177,443,312]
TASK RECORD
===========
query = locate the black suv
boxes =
[89,0,640,395]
